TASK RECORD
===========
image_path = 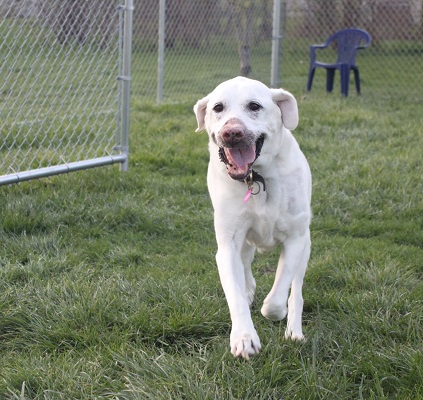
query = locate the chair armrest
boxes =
[309,44,327,63]
[310,44,328,51]
[310,44,327,49]
[358,35,371,49]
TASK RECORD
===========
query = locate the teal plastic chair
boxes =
[307,28,371,96]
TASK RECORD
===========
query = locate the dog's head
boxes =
[194,76,298,180]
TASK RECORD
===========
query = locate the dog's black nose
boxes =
[222,129,244,144]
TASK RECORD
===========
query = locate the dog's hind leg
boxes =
[261,230,310,341]
[241,241,256,306]
[285,235,310,340]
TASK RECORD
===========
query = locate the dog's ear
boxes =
[270,89,298,130]
[193,96,209,132]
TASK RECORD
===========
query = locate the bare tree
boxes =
[229,0,254,76]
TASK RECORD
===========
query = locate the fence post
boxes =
[270,0,281,88]
[120,0,134,172]
[157,0,166,103]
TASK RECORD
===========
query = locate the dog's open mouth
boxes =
[219,135,265,180]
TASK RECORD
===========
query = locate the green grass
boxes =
[1,88,422,399]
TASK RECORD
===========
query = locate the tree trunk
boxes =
[229,1,253,77]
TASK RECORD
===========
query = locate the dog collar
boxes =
[243,169,266,204]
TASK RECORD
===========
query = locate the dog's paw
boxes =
[285,320,305,341]
[230,330,261,359]
[260,299,288,321]
[285,328,305,341]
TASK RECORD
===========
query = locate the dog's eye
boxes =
[213,103,224,113]
[248,101,262,112]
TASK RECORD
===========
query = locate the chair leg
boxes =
[326,68,335,92]
[307,67,315,91]
[353,67,361,94]
[340,64,350,97]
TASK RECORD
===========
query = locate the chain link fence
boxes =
[0,0,132,185]
[2,0,422,183]
[131,0,423,103]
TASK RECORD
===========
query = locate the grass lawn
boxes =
[1,76,423,398]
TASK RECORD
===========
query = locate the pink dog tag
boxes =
[244,188,253,204]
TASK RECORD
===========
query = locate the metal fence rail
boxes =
[0,0,133,185]
[131,0,423,103]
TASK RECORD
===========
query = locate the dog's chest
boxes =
[243,191,309,251]
[245,205,290,251]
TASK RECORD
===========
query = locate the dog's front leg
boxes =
[216,242,261,359]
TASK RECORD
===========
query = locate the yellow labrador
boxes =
[194,77,311,359]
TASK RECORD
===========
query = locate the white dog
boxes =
[194,77,312,359]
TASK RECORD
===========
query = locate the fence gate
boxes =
[0,0,133,186]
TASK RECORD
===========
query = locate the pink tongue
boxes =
[227,147,256,169]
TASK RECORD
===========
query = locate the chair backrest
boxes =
[329,29,371,65]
